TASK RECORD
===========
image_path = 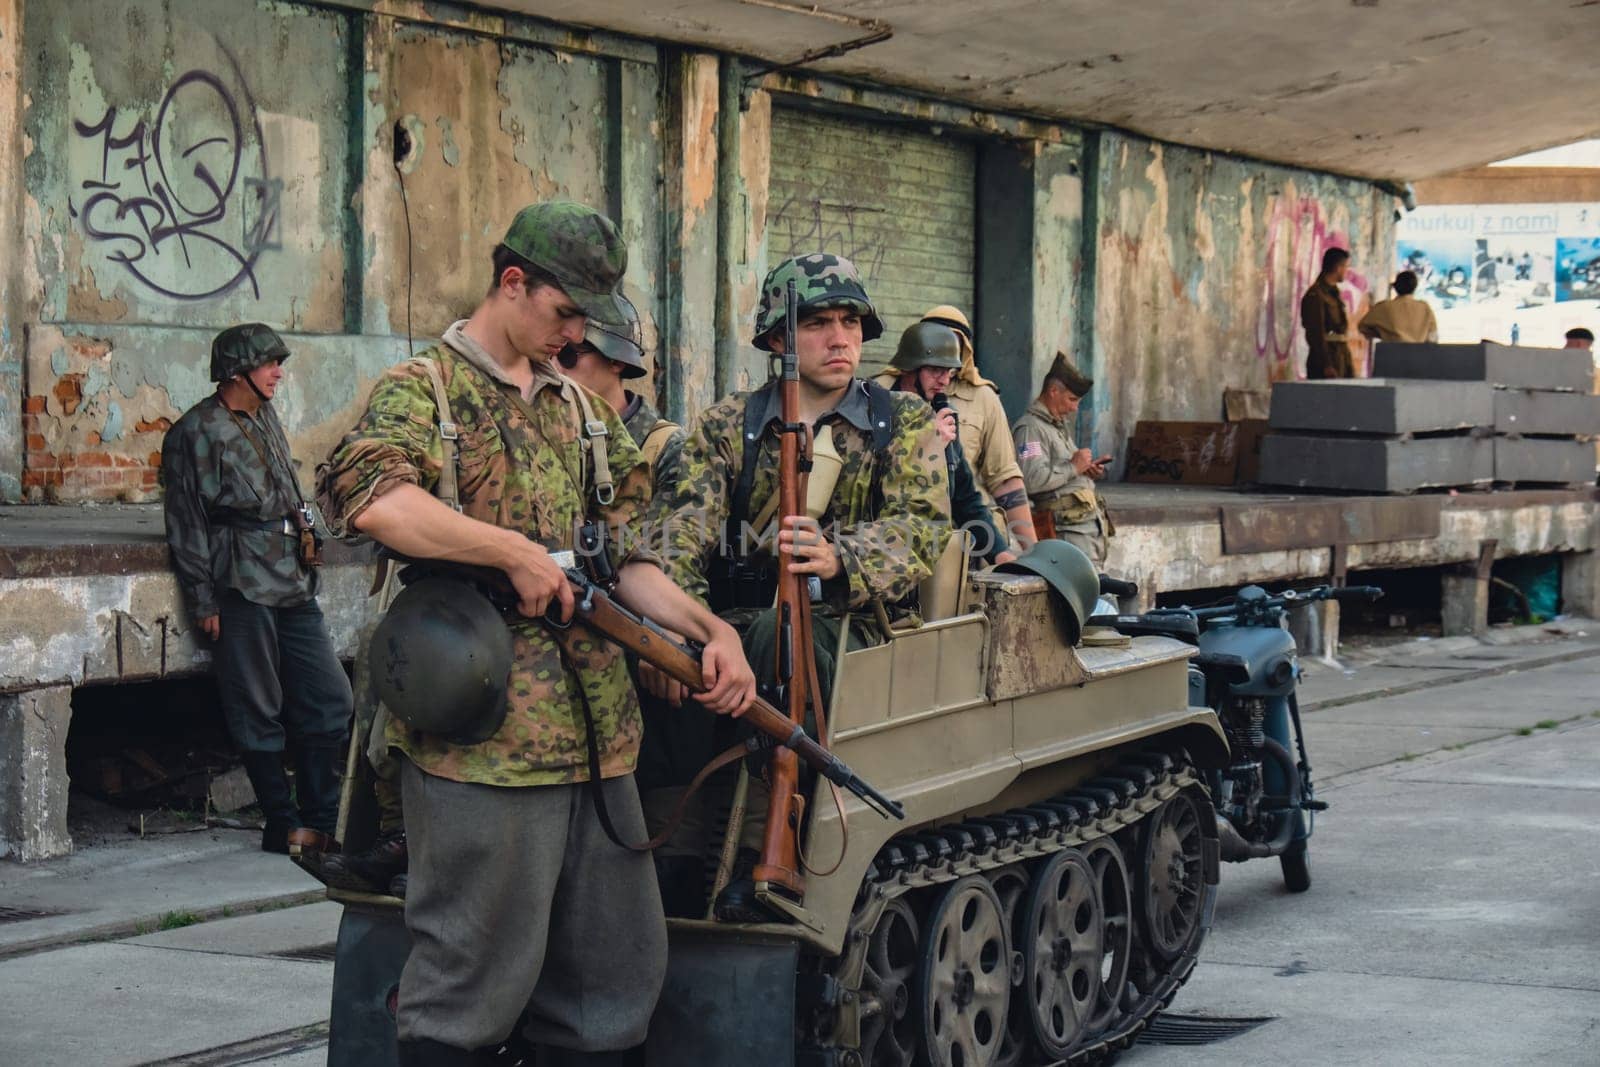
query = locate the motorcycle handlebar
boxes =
[1098,574,1139,598]
[1172,583,1384,620]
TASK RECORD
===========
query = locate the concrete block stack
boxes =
[1258,343,1600,493]
[1378,343,1599,487]
[1258,378,1494,493]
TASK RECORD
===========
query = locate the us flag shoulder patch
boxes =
[1018,441,1044,460]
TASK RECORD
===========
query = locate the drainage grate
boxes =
[1138,1013,1275,1046]
[271,942,336,963]
[0,905,59,926]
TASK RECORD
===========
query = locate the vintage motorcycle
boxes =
[1095,583,1382,893]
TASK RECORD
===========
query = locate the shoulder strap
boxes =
[419,358,461,512]
[639,419,680,470]
[727,384,773,556]
[863,380,897,511]
[557,373,616,507]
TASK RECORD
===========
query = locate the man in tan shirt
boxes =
[877,305,1036,550]
[1359,270,1439,344]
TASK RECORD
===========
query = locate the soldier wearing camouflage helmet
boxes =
[557,293,686,496]
[317,201,757,1065]
[1011,352,1116,563]
[887,322,1011,565]
[875,304,1036,552]
[642,252,950,921]
[160,323,353,858]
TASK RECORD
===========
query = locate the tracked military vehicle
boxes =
[324,563,1227,1066]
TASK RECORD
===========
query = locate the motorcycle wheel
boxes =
[1281,841,1311,893]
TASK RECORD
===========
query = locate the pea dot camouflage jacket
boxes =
[316,330,655,787]
[648,380,951,617]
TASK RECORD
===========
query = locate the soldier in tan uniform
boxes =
[1011,353,1113,564]
[876,305,1035,549]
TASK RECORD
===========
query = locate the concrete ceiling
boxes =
[503,0,1600,182]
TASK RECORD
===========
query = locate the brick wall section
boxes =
[21,393,158,500]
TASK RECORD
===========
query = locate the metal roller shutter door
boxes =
[767,107,977,375]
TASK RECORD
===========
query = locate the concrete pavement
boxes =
[1129,719,1600,1066]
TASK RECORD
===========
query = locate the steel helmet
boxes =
[581,293,646,379]
[752,253,885,348]
[993,539,1101,646]
[370,576,514,745]
[890,322,963,373]
[210,323,290,382]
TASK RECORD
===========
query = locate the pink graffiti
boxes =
[1255,196,1372,379]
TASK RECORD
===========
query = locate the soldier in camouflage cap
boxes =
[643,252,948,922]
[318,201,756,1062]
[752,252,885,348]
[1011,352,1115,563]
[161,324,352,859]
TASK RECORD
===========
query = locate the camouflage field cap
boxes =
[1044,352,1093,397]
[753,253,885,348]
[890,322,963,373]
[210,323,290,382]
[500,201,629,324]
[579,293,646,379]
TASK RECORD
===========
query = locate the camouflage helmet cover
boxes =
[890,322,964,373]
[752,253,885,349]
[500,201,629,325]
[578,292,646,379]
[210,323,290,383]
[1043,352,1094,397]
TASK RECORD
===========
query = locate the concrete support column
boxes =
[1559,551,1600,618]
[0,0,26,501]
[1441,574,1490,636]
[1287,601,1340,661]
[715,75,772,397]
[0,685,74,861]
[975,139,1084,421]
[661,51,721,424]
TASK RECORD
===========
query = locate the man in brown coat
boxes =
[1301,247,1354,379]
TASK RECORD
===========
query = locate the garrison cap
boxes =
[753,253,885,348]
[210,323,290,383]
[579,292,646,379]
[1044,352,1093,397]
[500,201,629,325]
[890,322,963,373]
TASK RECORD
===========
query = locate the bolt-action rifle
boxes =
[759,277,819,900]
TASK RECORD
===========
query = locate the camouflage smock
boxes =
[316,329,654,787]
[621,390,686,498]
[161,395,317,623]
[650,380,950,614]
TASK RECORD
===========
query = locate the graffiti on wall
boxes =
[769,193,890,282]
[68,45,281,302]
[1254,195,1372,378]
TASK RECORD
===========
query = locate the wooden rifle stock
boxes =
[759,278,814,897]
[563,571,905,821]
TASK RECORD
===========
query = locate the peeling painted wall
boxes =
[1087,132,1395,467]
[10,0,664,502]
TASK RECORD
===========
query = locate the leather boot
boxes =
[712,848,784,923]
[292,742,343,837]
[320,829,407,894]
[239,750,299,854]
[396,1037,484,1066]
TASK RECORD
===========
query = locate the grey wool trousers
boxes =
[396,759,668,1052]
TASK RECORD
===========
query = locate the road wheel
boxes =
[986,865,1032,1067]
[1137,791,1204,963]
[860,898,920,1067]
[1020,849,1101,1059]
[1281,841,1312,894]
[1082,839,1133,1033]
[918,876,1011,1067]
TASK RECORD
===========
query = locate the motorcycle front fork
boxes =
[1261,693,1312,843]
